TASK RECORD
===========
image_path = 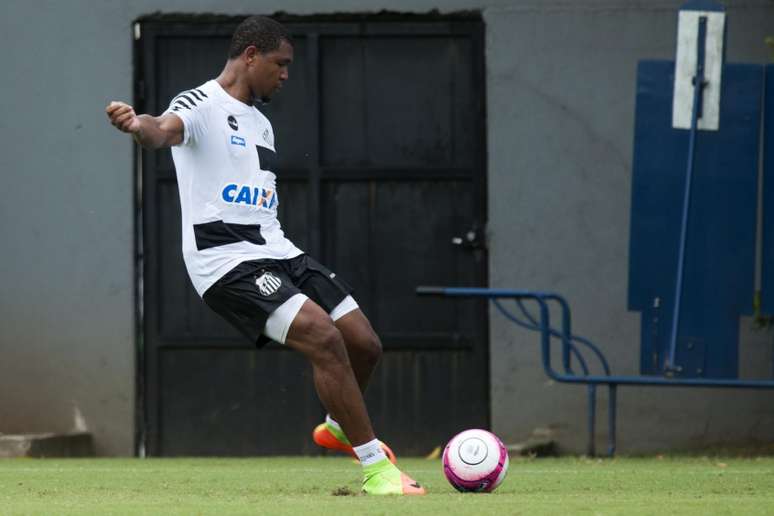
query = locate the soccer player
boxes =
[106,15,424,495]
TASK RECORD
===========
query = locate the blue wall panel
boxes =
[629,60,762,378]
[761,65,774,314]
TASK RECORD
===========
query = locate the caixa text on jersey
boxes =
[221,184,277,209]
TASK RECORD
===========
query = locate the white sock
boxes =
[353,438,387,467]
[326,414,342,432]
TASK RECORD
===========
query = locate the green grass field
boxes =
[1,456,773,515]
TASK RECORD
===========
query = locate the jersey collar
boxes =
[209,79,255,115]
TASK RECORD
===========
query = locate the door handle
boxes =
[452,225,486,250]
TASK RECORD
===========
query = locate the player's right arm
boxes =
[105,101,183,149]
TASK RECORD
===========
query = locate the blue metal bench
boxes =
[416,286,774,456]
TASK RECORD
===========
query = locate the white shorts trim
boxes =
[330,295,359,321]
[263,293,308,344]
[264,294,359,345]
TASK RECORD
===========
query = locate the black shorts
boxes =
[202,254,354,347]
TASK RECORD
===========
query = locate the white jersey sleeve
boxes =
[163,88,210,146]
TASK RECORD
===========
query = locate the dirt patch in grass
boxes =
[331,486,358,496]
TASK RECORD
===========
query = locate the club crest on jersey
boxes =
[227,115,238,131]
[255,271,281,296]
[221,183,277,209]
[230,135,245,146]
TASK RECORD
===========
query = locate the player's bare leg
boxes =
[335,309,382,392]
[285,300,375,446]
[287,300,423,494]
[312,308,397,463]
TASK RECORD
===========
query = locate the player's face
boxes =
[249,40,293,103]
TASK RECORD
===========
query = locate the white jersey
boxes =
[164,80,303,296]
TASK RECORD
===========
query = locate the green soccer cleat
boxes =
[362,458,426,495]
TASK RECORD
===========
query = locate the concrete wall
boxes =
[486,1,774,453]
[0,0,772,455]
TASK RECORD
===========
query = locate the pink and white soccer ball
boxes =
[442,429,509,493]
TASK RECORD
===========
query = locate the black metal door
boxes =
[137,15,488,456]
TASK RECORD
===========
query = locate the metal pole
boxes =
[587,384,597,457]
[667,16,708,372]
[607,384,618,456]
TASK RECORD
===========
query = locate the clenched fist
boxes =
[106,101,141,134]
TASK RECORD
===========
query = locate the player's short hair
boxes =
[228,16,292,58]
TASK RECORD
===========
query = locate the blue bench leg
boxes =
[587,384,597,456]
[608,384,618,456]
